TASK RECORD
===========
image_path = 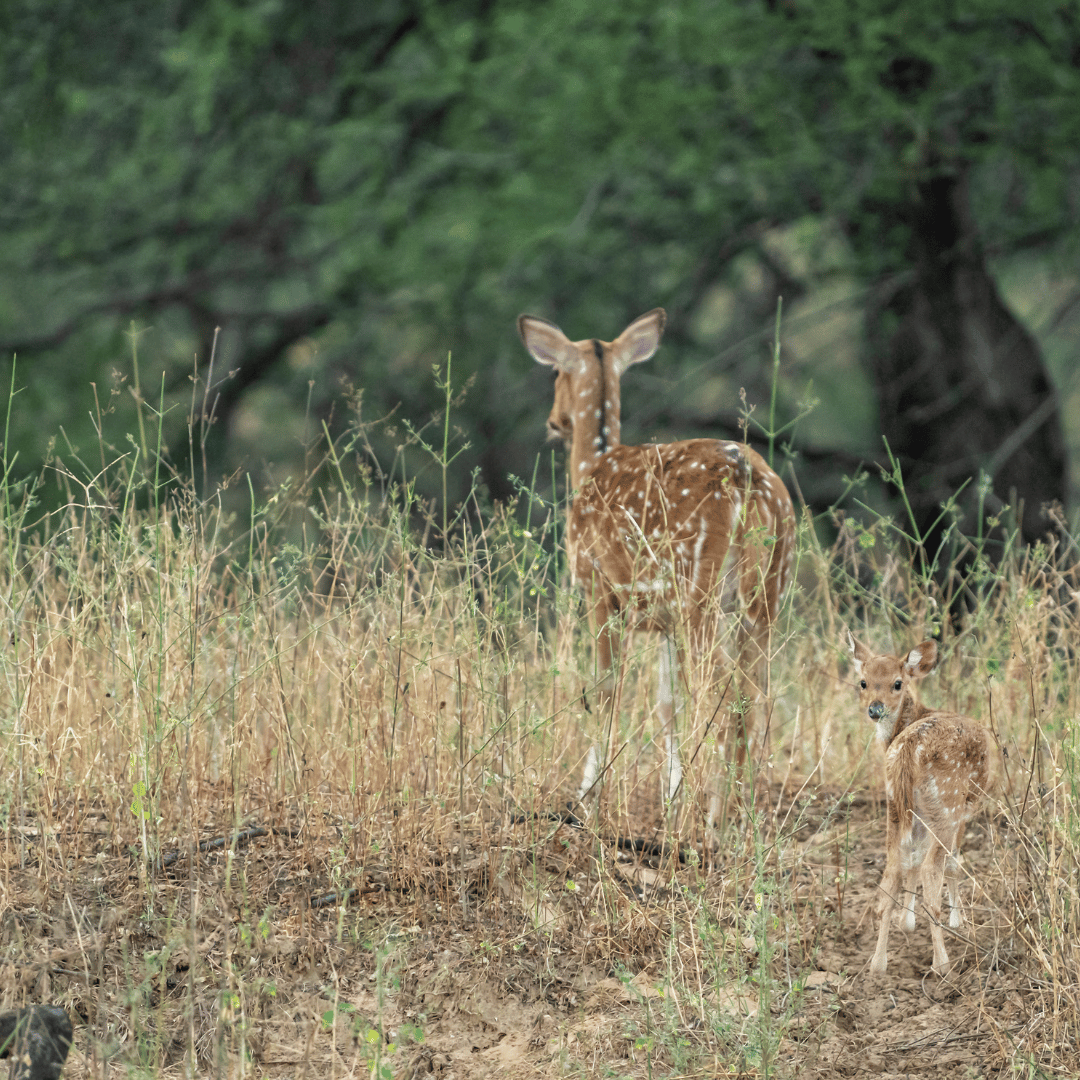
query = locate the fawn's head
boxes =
[517,309,666,479]
[847,633,938,742]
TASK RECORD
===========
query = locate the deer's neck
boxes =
[568,342,622,490]
[880,692,934,748]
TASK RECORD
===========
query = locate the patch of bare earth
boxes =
[2,777,1066,1079]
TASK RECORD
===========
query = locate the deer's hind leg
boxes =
[900,863,919,931]
[945,846,964,928]
[729,512,786,774]
[577,593,625,808]
[656,633,684,820]
[943,817,969,929]
[680,604,740,838]
[920,840,953,976]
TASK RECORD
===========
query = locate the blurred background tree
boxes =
[1,0,1077,552]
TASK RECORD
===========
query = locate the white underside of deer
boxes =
[519,308,796,832]
[849,633,998,977]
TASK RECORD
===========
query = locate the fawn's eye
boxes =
[893,679,902,691]
[859,680,866,690]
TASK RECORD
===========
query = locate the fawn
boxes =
[848,633,996,976]
[519,309,795,829]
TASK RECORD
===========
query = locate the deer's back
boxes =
[886,714,995,838]
[566,439,794,623]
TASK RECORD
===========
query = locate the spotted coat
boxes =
[848,634,999,977]
[519,307,796,827]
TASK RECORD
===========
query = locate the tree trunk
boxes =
[865,172,1066,565]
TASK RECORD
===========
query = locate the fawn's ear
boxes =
[846,631,870,676]
[611,308,666,375]
[517,315,581,373]
[904,639,939,679]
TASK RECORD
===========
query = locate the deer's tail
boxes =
[889,736,919,839]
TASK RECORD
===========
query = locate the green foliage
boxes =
[0,0,1076,508]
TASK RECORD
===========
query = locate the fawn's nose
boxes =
[868,701,886,721]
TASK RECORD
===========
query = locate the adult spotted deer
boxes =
[849,634,997,976]
[519,308,796,829]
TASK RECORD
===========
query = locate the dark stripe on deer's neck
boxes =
[592,339,607,455]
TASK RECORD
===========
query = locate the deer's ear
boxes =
[518,315,581,373]
[847,631,871,673]
[611,308,666,374]
[904,640,938,679]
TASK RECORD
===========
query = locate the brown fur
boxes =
[888,726,919,840]
[848,633,998,976]
[519,309,796,828]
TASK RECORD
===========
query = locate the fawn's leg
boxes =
[900,864,919,931]
[945,844,964,928]
[921,843,952,976]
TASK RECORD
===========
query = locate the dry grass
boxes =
[0,392,1078,1079]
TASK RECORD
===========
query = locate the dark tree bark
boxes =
[865,172,1066,564]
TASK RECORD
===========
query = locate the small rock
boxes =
[0,1006,73,1080]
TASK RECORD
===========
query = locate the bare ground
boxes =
[0,776,1060,1080]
